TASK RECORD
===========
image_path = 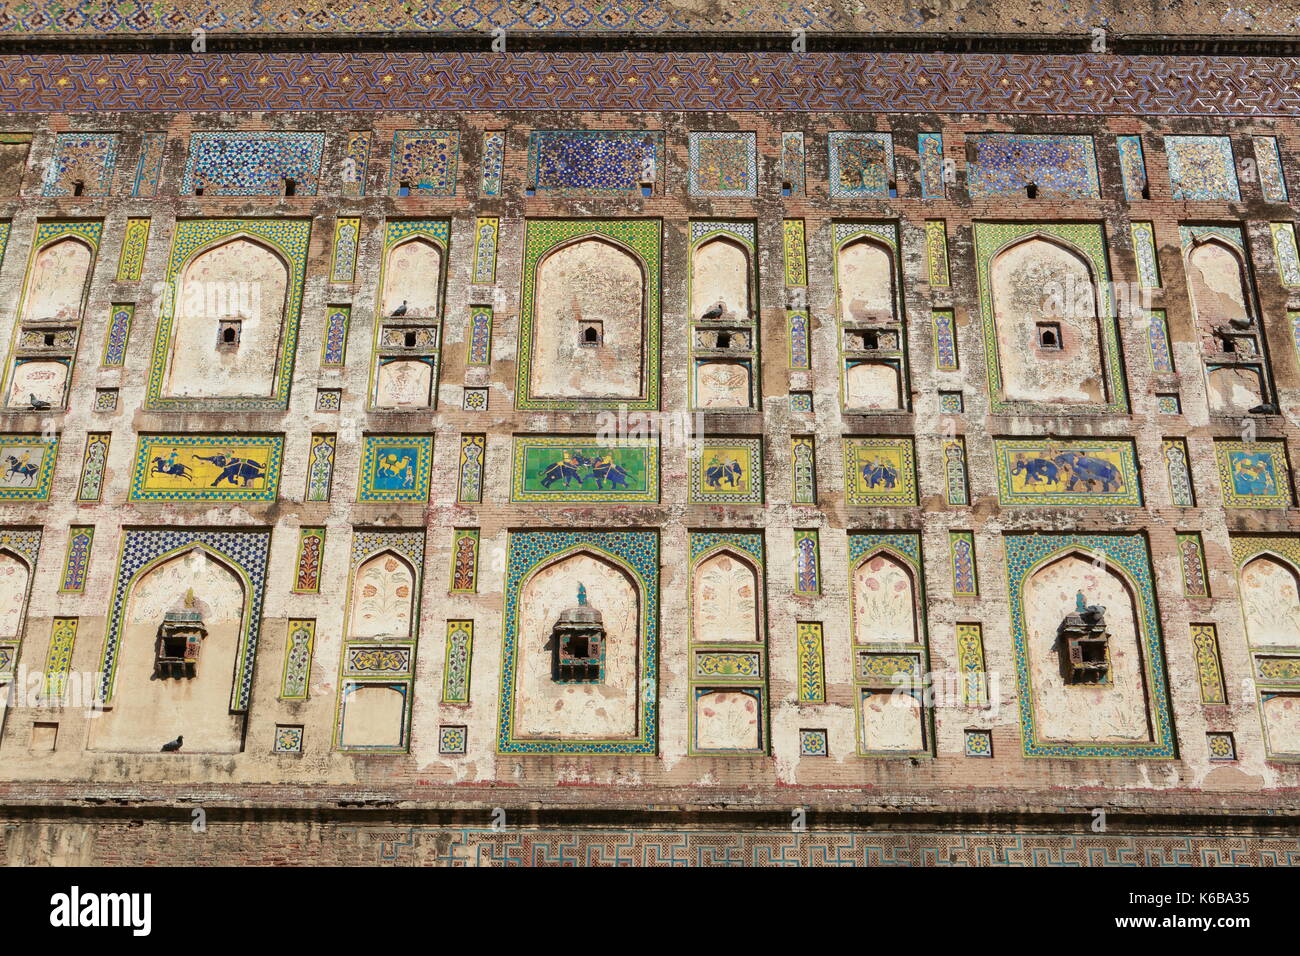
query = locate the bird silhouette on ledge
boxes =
[700,300,725,320]
[390,300,408,317]
[160,735,183,753]
[27,393,50,410]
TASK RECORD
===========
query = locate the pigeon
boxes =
[28,393,50,411]
[1249,403,1279,415]
[160,735,183,753]
[1229,316,1254,330]
[700,300,725,320]
[390,300,408,317]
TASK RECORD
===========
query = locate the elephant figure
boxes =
[704,458,744,489]
[193,453,266,488]
[1011,455,1059,486]
[861,460,898,489]
[1054,451,1122,493]
[590,459,630,490]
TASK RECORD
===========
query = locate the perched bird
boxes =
[27,393,50,411]
[700,300,725,320]
[160,735,183,753]
[390,300,408,317]
[1229,316,1254,330]
[1249,403,1279,415]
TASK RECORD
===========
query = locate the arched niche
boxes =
[1185,238,1253,333]
[837,237,895,324]
[530,236,645,401]
[380,236,443,318]
[1021,550,1152,743]
[690,236,750,321]
[21,236,93,324]
[861,689,925,751]
[348,550,416,640]
[6,359,68,409]
[163,236,289,399]
[0,550,32,641]
[374,358,433,409]
[845,361,901,410]
[513,549,640,740]
[989,235,1107,405]
[692,549,760,644]
[88,547,247,753]
[695,689,761,751]
[1239,554,1300,646]
[695,359,751,409]
[852,551,918,645]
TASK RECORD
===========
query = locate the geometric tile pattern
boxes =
[41,132,118,197]
[58,526,93,593]
[274,725,304,754]
[967,134,1099,198]
[1207,732,1237,761]
[181,131,325,196]
[527,130,659,196]
[1166,135,1239,200]
[439,725,468,755]
[799,729,828,757]
[964,729,993,757]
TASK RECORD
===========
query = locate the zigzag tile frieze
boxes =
[1,52,1298,114]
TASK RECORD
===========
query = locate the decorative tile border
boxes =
[442,620,473,704]
[181,131,324,196]
[843,437,917,506]
[967,134,1099,198]
[689,437,764,505]
[0,434,58,501]
[1214,439,1292,509]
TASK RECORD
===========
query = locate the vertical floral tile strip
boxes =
[442,620,473,704]
[131,131,167,197]
[784,219,810,370]
[1254,136,1288,202]
[281,620,315,700]
[781,132,805,195]
[44,618,77,701]
[305,434,337,502]
[450,529,479,593]
[1115,135,1148,199]
[918,132,945,198]
[925,220,950,287]
[76,433,110,503]
[1163,439,1195,507]
[933,309,958,371]
[950,530,979,597]
[1177,532,1209,598]
[481,130,505,196]
[115,217,149,281]
[102,303,134,366]
[792,436,816,505]
[293,527,326,594]
[797,622,826,703]
[342,131,370,197]
[794,529,821,597]
[1165,135,1239,200]
[688,131,756,198]
[1270,222,1300,286]
[1190,624,1227,706]
[59,526,94,593]
[458,434,486,503]
[955,623,988,707]
[330,217,360,283]
[1131,221,1162,288]
[322,305,350,367]
[944,438,969,505]
[473,216,498,284]
[1146,309,1174,373]
[467,306,493,366]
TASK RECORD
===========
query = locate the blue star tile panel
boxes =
[357,434,434,503]
[967,134,1100,198]
[527,130,661,196]
[180,131,325,196]
[993,438,1141,507]
[390,129,458,196]
[828,131,895,198]
[1165,135,1240,200]
[688,131,756,198]
[128,434,283,502]
[0,434,59,501]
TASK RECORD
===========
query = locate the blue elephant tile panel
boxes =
[1215,440,1292,509]
[358,434,434,503]
[689,438,764,504]
[843,437,917,506]
[128,434,283,502]
[993,438,1140,507]
[510,436,659,503]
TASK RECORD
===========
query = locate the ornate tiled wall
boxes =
[1,37,1300,857]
